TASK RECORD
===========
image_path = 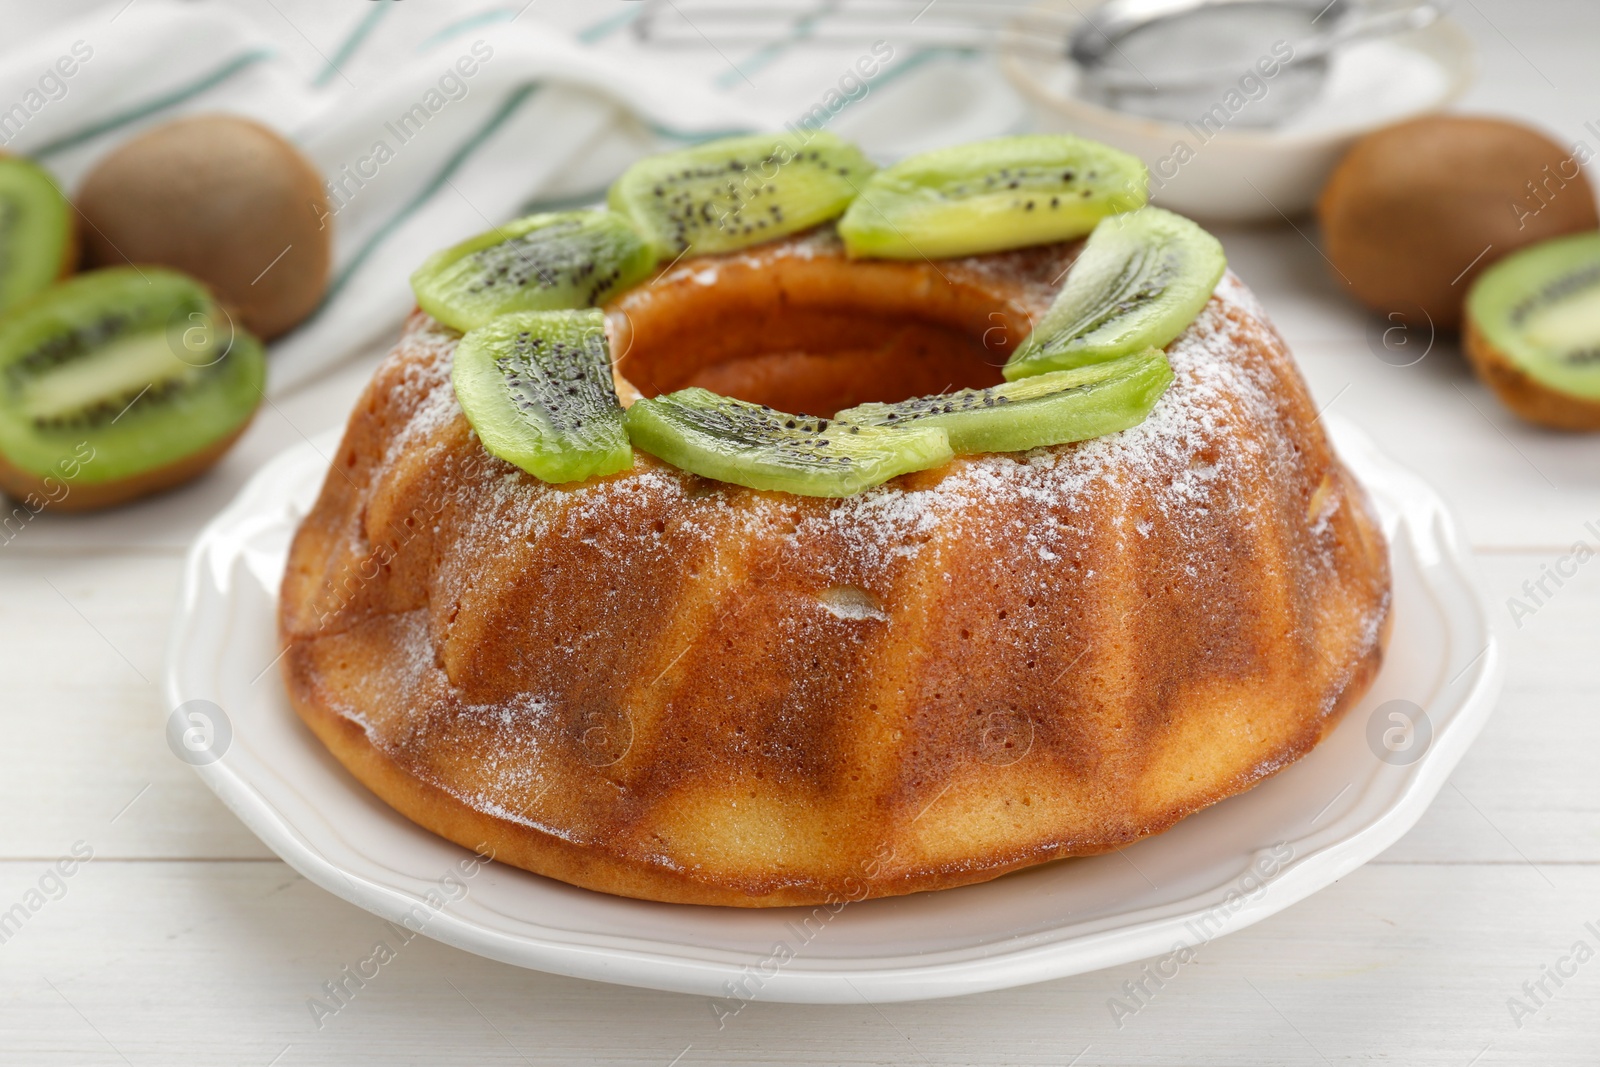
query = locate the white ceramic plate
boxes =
[164,415,1501,1004]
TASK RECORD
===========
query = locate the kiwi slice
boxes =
[1465,231,1600,429]
[410,211,656,332]
[1004,207,1225,381]
[451,309,632,483]
[0,157,74,316]
[0,267,265,510]
[836,134,1147,260]
[624,388,951,497]
[607,130,876,257]
[837,348,1172,454]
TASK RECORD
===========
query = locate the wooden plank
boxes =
[0,861,1592,1065]
[1216,228,1600,553]
[2,551,272,860]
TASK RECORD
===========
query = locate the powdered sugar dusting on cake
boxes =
[765,270,1287,574]
[348,262,1356,681]
[379,314,462,469]
[364,269,1299,593]
[285,255,1393,876]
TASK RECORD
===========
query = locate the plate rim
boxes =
[163,414,1503,1003]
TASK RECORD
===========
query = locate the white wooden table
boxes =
[4,2,1598,1063]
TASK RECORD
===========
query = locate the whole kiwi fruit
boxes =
[75,114,330,339]
[1317,115,1598,331]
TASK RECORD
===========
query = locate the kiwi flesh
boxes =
[0,267,265,511]
[624,387,952,497]
[1464,231,1600,430]
[410,211,657,332]
[451,309,632,483]
[74,114,331,340]
[1004,207,1224,381]
[0,157,75,315]
[837,348,1172,454]
[837,134,1147,260]
[607,130,876,257]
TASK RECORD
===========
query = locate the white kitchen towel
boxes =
[0,0,1026,396]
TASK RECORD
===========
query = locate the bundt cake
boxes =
[278,133,1391,907]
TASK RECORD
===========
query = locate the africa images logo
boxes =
[166,699,232,766]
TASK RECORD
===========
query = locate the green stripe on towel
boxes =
[795,46,978,129]
[32,50,273,160]
[515,187,609,215]
[314,1,393,87]
[312,82,543,314]
[416,9,516,52]
[576,6,642,44]
[712,3,829,91]
[423,2,638,50]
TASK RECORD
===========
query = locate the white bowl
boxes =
[1001,8,1476,221]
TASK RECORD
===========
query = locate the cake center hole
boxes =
[606,253,1037,418]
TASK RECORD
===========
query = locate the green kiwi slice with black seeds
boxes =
[1004,207,1225,381]
[0,267,265,509]
[451,308,632,483]
[1465,231,1600,429]
[607,130,876,257]
[410,211,656,332]
[837,348,1173,454]
[837,133,1147,260]
[0,157,75,316]
[624,388,952,497]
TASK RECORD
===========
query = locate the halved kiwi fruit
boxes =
[1004,207,1225,380]
[607,130,875,256]
[451,309,632,483]
[624,388,952,497]
[1464,231,1600,430]
[0,267,265,511]
[837,134,1147,260]
[0,157,75,316]
[837,348,1172,454]
[410,211,656,332]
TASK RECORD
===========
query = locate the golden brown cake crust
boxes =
[279,233,1392,907]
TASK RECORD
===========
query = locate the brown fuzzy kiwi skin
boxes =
[74,114,330,340]
[1463,316,1600,431]
[55,224,79,282]
[45,186,79,283]
[1318,115,1599,331]
[0,417,255,513]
